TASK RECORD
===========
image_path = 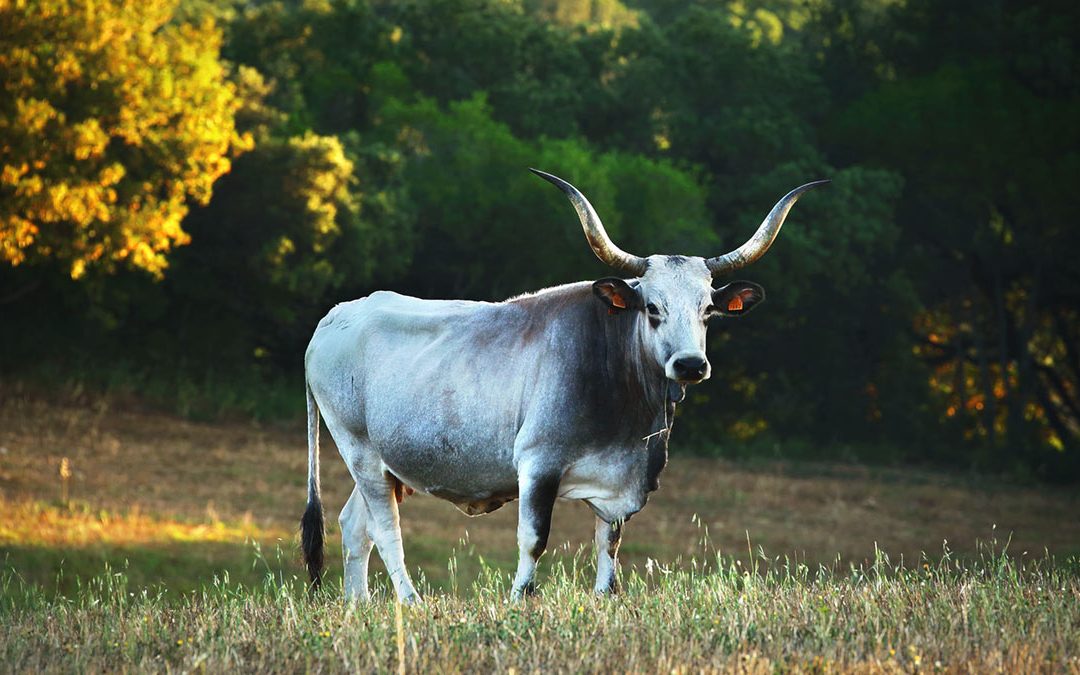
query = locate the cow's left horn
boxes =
[706,180,830,277]
[530,168,648,275]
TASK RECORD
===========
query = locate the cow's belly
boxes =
[374,432,520,516]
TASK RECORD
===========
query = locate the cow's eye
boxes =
[646,303,661,326]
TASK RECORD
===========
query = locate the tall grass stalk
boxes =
[1,537,1077,672]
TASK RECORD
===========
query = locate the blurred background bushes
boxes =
[1,0,1077,480]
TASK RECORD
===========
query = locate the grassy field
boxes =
[2,388,1079,671]
[4,546,1078,672]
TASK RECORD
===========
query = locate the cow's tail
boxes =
[300,382,325,593]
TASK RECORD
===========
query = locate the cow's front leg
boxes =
[594,516,623,595]
[510,471,560,599]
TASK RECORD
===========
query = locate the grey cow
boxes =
[301,169,826,602]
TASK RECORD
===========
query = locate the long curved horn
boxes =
[706,180,830,277]
[530,168,648,275]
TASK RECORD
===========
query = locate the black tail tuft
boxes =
[300,498,325,593]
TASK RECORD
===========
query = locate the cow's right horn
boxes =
[531,168,648,276]
[706,180,830,277]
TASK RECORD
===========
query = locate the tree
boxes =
[373,93,715,300]
[0,0,250,279]
[78,64,417,373]
[523,0,640,28]
[824,0,1080,471]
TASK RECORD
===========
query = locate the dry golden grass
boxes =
[3,543,1079,673]
[0,498,280,548]
[1,388,1079,672]
[2,388,1078,591]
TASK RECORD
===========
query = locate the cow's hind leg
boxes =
[339,485,374,601]
[511,471,560,599]
[355,472,420,604]
[324,414,420,605]
[594,516,623,595]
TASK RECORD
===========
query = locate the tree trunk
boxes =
[974,307,997,446]
[993,266,1017,449]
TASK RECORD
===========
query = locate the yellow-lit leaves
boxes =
[0,0,251,278]
[70,119,108,161]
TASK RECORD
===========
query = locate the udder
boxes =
[429,487,519,516]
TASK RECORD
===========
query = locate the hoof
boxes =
[509,581,537,601]
[398,592,422,606]
[594,579,620,596]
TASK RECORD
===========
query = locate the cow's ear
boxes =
[711,281,764,317]
[593,278,643,312]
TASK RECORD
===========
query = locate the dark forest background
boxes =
[2,0,1078,480]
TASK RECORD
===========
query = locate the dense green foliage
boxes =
[1,0,1078,478]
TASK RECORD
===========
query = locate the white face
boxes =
[593,255,765,389]
[637,256,716,384]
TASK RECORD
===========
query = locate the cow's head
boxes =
[531,169,827,400]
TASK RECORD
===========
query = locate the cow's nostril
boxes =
[673,356,708,380]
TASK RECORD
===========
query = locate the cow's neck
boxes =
[607,310,675,492]
[511,281,673,441]
[588,290,671,433]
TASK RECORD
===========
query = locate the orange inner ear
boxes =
[727,295,744,312]
[610,293,627,309]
